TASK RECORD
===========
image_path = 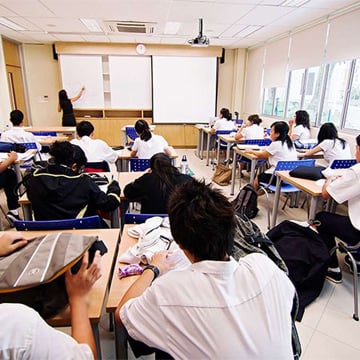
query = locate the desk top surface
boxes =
[35,135,69,145]
[116,147,178,159]
[106,224,138,312]
[25,126,76,133]
[8,228,121,325]
[276,170,323,196]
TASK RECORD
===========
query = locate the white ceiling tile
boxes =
[0,4,17,16]
[303,0,357,10]
[81,34,110,42]
[0,0,55,17]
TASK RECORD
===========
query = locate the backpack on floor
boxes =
[231,183,259,219]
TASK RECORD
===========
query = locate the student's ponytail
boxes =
[135,119,152,142]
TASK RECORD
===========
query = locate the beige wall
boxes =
[22,44,61,126]
[0,36,12,131]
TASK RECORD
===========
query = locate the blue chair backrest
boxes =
[330,159,357,169]
[13,215,102,231]
[235,119,243,126]
[275,159,315,172]
[125,127,139,141]
[32,131,57,136]
[215,130,234,147]
[244,138,272,146]
[124,213,167,224]
[19,142,38,150]
[129,158,150,172]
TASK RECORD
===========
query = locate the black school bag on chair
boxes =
[231,183,259,219]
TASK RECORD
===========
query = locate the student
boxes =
[71,120,118,166]
[298,122,352,166]
[234,114,264,141]
[289,110,311,141]
[26,141,120,221]
[130,119,171,159]
[245,121,297,190]
[58,87,85,126]
[211,107,235,133]
[116,179,295,359]
[0,151,22,224]
[1,110,41,151]
[124,153,191,214]
[315,133,360,283]
[0,232,101,359]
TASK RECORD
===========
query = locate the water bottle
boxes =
[180,155,188,174]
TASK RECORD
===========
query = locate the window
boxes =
[274,87,286,117]
[262,87,286,117]
[344,59,360,131]
[321,60,352,127]
[263,88,275,115]
[286,69,304,118]
[302,66,324,124]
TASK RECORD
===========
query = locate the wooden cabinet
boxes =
[74,109,197,147]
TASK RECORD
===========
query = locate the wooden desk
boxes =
[16,228,120,359]
[115,147,178,172]
[25,126,76,139]
[230,146,265,195]
[106,224,139,359]
[271,171,323,227]
[34,135,69,145]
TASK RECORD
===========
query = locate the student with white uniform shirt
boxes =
[288,110,311,141]
[315,133,360,283]
[1,110,41,151]
[245,121,297,190]
[71,120,118,166]
[234,114,264,141]
[211,107,235,132]
[131,119,171,159]
[298,122,352,166]
[116,179,294,359]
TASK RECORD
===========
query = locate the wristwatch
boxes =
[143,265,160,280]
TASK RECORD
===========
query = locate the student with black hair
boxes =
[124,152,191,213]
[1,110,41,150]
[235,114,264,140]
[245,121,297,190]
[58,87,85,126]
[26,141,120,221]
[71,120,118,165]
[130,119,171,159]
[288,110,311,141]
[211,107,235,133]
[298,122,351,165]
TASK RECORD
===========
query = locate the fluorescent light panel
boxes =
[0,17,25,31]
[281,0,310,6]
[80,18,102,32]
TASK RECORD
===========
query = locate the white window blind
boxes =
[244,46,265,114]
[263,37,289,87]
[289,22,327,70]
[326,8,360,63]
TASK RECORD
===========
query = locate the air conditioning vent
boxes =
[105,21,155,34]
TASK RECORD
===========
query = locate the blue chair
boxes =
[259,160,315,229]
[13,215,102,231]
[18,142,42,165]
[235,119,243,126]
[124,213,168,224]
[244,138,272,147]
[125,127,138,146]
[330,159,357,169]
[129,158,150,172]
[32,131,57,136]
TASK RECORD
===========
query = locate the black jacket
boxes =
[26,164,120,220]
[124,172,191,214]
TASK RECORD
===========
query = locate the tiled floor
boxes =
[5,148,359,359]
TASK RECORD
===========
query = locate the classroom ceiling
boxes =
[0,0,358,49]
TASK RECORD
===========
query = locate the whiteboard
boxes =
[109,56,152,109]
[152,56,217,124]
[59,54,104,108]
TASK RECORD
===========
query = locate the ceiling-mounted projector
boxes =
[188,18,210,47]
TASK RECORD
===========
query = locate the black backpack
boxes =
[231,183,259,219]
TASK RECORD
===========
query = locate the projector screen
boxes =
[152,56,217,124]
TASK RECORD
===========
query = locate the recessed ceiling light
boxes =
[0,17,25,31]
[80,18,102,32]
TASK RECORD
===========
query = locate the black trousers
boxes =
[315,211,360,268]
[0,169,19,210]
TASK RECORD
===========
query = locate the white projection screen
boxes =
[152,56,217,124]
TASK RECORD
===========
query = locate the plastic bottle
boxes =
[180,155,188,174]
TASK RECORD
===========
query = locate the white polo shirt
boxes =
[242,124,264,139]
[1,127,41,151]
[0,303,93,360]
[120,254,294,360]
[71,136,118,164]
[292,125,310,140]
[213,118,235,131]
[318,139,352,165]
[132,134,169,159]
[327,163,360,230]
[265,140,297,172]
